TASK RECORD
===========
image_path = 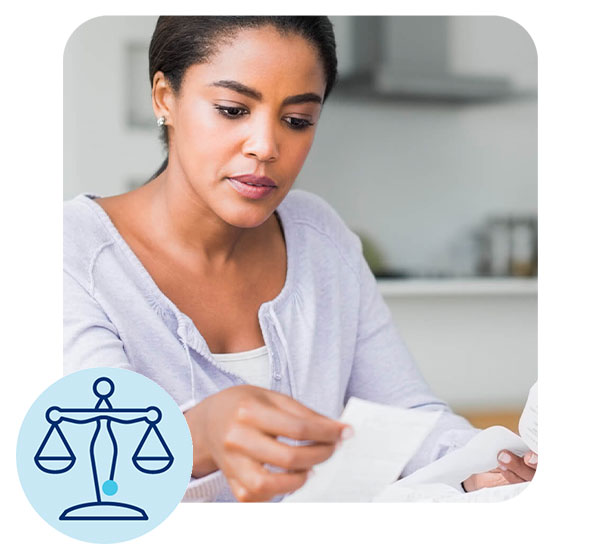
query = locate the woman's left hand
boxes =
[462,450,537,492]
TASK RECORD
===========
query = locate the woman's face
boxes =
[158,26,327,228]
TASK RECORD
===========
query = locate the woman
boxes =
[63,16,536,502]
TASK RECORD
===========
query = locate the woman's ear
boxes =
[152,71,175,123]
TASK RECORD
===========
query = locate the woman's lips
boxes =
[227,175,277,200]
[232,174,277,187]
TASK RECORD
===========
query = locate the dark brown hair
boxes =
[147,16,338,180]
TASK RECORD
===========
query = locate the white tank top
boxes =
[212,346,271,389]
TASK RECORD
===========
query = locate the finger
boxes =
[491,467,526,485]
[267,392,351,439]
[228,477,252,502]
[497,450,535,481]
[268,391,350,428]
[225,454,309,502]
[267,390,335,420]
[238,395,349,443]
[463,469,526,492]
[499,469,526,485]
[463,472,505,492]
[224,422,336,470]
[524,451,538,469]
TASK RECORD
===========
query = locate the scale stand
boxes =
[34,377,174,521]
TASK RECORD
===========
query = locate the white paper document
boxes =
[374,380,538,502]
[373,425,530,501]
[518,381,538,453]
[283,397,441,502]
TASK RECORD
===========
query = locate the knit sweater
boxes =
[63,189,477,502]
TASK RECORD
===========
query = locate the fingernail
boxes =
[499,465,508,471]
[341,426,354,440]
[527,454,538,465]
[498,452,511,464]
[307,469,315,479]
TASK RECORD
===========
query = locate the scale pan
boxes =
[132,424,174,474]
[132,456,174,474]
[34,424,76,474]
[35,457,76,474]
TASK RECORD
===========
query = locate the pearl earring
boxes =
[156,116,166,127]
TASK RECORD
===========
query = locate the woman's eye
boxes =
[284,117,314,130]
[214,105,313,130]
[215,105,248,118]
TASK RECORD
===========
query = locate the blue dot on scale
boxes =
[102,480,118,496]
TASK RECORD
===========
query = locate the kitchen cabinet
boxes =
[380,278,537,419]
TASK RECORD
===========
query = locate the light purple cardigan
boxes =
[63,189,477,501]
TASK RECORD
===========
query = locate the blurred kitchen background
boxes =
[64,16,537,431]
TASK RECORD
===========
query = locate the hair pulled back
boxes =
[148,16,338,179]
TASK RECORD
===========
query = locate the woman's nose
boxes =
[242,117,279,162]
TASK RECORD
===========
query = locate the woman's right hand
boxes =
[184,385,352,502]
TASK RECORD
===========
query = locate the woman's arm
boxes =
[64,269,350,502]
[183,384,350,501]
[63,269,132,373]
[64,270,225,501]
[344,254,479,476]
[344,255,537,489]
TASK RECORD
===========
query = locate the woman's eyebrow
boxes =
[281,93,322,107]
[209,80,322,106]
[210,80,262,100]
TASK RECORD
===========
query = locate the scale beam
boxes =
[46,406,161,425]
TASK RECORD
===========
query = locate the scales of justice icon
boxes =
[33,376,174,521]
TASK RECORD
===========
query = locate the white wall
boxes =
[296,97,537,275]
[449,16,537,92]
[63,16,160,200]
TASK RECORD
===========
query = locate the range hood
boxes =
[373,66,511,101]
[332,16,515,102]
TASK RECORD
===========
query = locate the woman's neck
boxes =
[135,171,276,271]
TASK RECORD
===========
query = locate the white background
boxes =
[3,1,598,548]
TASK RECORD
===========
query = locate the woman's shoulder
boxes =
[279,189,361,250]
[64,193,96,223]
[63,194,116,283]
[278,190,364,278]
[279,189,340,222]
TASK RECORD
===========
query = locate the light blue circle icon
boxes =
[17,368,193,543]
[102,480,118,496]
